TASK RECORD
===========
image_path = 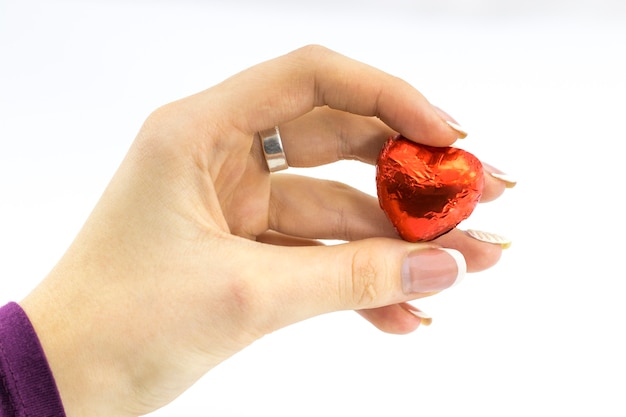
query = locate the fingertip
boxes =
[480,169,508,202]
[482,162,518,189]
[465,229,513,250]
[356,304,423,335]
[432,105,469,140]
[401,106,467,147]
[445,120,469,139]
[434,229,504,273]
[401,304,433,327]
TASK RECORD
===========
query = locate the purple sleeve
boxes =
[0,302,66,417]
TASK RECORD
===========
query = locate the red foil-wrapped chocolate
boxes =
[376,135,484,242]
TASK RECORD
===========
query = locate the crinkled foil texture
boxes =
[376,136,484,242]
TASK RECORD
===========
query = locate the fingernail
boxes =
[405,307,433,326]
[465,229,512,249]
[432,105,468,139]
[482,162,517,188]
[401,248,466,294]
[446,120,468,139]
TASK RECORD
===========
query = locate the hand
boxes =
[21,45,509,416]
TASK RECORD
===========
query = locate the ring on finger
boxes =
[258,126,289,172]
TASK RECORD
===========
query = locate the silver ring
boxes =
[259,126,288,172]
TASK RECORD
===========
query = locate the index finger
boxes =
[210,45,464,146]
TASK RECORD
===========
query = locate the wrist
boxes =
[20,269,137,417]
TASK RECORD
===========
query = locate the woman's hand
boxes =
[21,45,510,416]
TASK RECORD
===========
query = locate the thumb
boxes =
[252,238,466,331]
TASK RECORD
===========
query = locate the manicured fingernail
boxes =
[445,120,468,139]
[432,105,468,139]
[482,162,517,188]
[465,229,512,249]
[401,248,466,294]
[406,307,433,326]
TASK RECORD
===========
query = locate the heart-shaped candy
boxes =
[376,135,484,242]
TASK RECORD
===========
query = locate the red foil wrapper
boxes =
[376,135,484,242]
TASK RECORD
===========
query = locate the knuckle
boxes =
[134,103,190,161]
[225,277,259,320]
[325,183,351,239]
[343,246,386,307]
[134,101,222,173]
[290,44,332,61]
[221,275,271,338]
[323,180,360,241]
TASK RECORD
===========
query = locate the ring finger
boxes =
[268,174,505,273]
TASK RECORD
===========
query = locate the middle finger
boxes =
[274,107,509,202]
[278,106,395,167]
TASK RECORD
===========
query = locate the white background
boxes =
[1,1,625,416]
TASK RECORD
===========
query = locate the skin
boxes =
[19,45,508,416]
